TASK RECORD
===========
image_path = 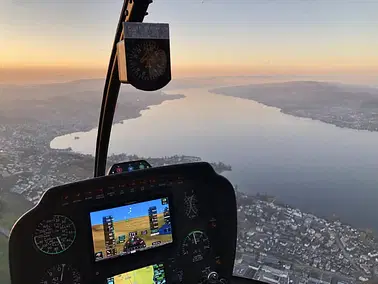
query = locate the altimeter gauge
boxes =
[40,264,80,284]
[33,215,76,254]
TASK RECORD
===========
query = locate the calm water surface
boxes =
[51,87,378,231]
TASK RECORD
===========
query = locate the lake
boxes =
[51,87,378,231]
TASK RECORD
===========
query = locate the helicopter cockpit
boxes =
[8,0,251,283]
[9,162,238,284]
[4,0,378,283]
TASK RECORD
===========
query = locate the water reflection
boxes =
[51,87,378,230]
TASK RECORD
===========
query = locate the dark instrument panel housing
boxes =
[9,162,237,284]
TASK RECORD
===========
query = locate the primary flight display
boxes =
[90,197,173,261]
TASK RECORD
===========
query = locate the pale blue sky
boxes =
[90,198,168,225]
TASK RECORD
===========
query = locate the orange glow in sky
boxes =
[0,1,377,83]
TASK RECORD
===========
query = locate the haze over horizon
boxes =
[3,3,378,283]
[1,0,377,84]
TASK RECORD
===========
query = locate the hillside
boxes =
[0,79,184,134]
[211,81,378,132]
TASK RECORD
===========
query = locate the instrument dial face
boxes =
[184,190,199,219]
[182,231,211,263]
[129,40,168,81]
[33,215,76,254]
[40,264,80,284]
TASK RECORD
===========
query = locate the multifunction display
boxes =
[90,198,173,261]
[106,263,166,284]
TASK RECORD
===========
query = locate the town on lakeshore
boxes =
[234,191,378,284]
[1,79,378,284]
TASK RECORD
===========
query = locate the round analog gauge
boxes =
[33,215,76,254]
[182,231,211,263]
[40,264,80,284]
[129,40,168,81]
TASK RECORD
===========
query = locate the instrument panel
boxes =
[107,160,152,175]
[9,162,237,284]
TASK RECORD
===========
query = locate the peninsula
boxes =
[211,81,378,132]
[0,78,231,225]
[0,79,232,284]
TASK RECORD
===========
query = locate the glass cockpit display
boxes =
[108,160,152,175]
[90,197,172,261]
[106,263,166,284]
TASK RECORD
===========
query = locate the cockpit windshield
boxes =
[1,1,378,284]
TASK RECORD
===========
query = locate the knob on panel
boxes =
[200,271,229,284]
[207,271,219,283]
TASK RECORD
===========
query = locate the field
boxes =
[0,235,10,284]
[113,265,154,284]
[0,190,33,284]
[92,213,172,257]
[0,191,33,229]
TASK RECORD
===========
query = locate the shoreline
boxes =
[49,92,186,151]
[50,93,186,143]
[0,89,185,208]
[235,190,378,281]
[209,82,378,134]
[209,89,369,134]
[236,190,377,234]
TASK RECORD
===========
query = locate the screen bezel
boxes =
[89,194,175,263]
[108,160,152,175]
[106,263,167,284]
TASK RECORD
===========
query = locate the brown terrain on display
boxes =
[92,213,172,256]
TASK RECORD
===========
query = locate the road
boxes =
[335,234,361,273]
[293,263,355,282]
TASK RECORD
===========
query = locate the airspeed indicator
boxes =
[33,215,76,255]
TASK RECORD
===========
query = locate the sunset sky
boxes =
[0,0,377,82]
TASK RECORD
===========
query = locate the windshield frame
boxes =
[94,0,151,178]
